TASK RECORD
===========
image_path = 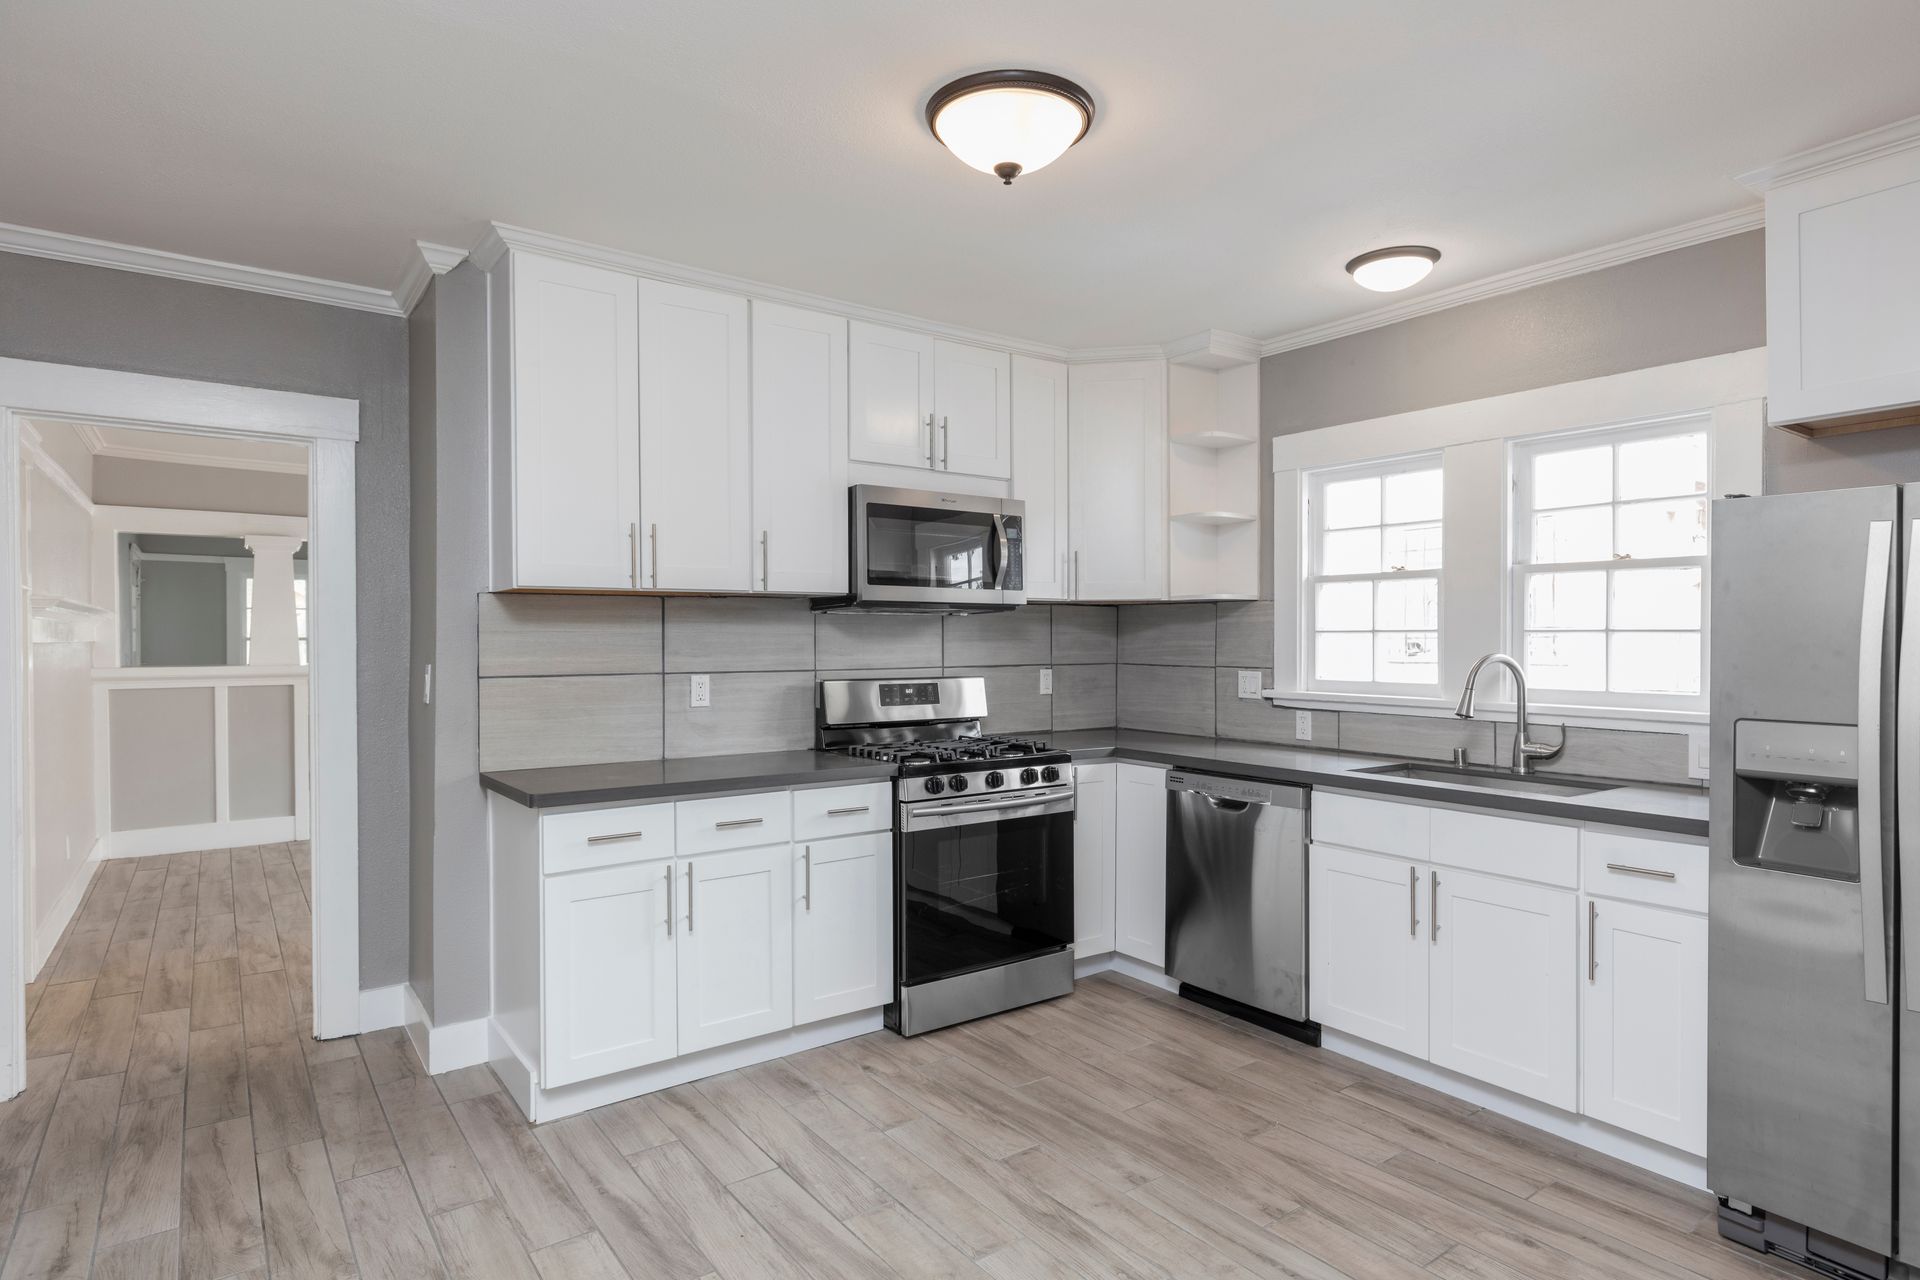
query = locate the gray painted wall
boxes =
[0,249,411,989]
[93,455,308,516]
[136,558,229,666]
[407,284,437,1013]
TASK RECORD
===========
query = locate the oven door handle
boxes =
[903,791,1076,833]
[992,515,1011,591]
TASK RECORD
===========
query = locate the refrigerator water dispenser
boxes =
[1729,719,1861,881]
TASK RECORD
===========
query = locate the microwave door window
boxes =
[866,504,996,590]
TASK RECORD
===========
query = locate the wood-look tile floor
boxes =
[4,848,1800,1280]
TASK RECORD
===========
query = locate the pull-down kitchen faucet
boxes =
[1455,653,1565,776]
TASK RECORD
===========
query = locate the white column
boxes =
[244,535,303,666]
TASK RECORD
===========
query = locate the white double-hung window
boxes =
[1512,416,1710,709]
[1304,455,1443,691]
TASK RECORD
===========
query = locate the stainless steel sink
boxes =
[1355,762,1619,797]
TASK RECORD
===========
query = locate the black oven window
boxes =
[900,808,1073,984]
[866,503,996,590]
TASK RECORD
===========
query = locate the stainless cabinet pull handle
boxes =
[714,817,764,830]
[649,523,659,588]
[825,805,869,817]
[586,831,645,845]
[803,845,812,910]
[665,863,674,936]
[925,412,936,467]
[1588,900,1598,983]
[1408,866,1418,937]
[686,864,694,933]
[1430,872,1440,943]
[1604,862,1676,881]
[940,416,950,468]
[761,530,770,591]
[1072,551,1080,601]
[628,522,638,588]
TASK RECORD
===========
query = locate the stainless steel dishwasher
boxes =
[1164,771,1314,1040]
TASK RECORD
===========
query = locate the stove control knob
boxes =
[923,777,946,795]
[984,771,1005,789]
[1019,767,1039,786]
[948,774,969,793]
[1040,765,1061,783]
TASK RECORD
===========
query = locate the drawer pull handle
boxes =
[585,831,646,845]
[1605,862,1676,881]
[715,817,765,830]
[826,805,870,817]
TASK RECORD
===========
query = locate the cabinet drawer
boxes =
[1581,829,1707,912]
[793,781,891,840]
[541,803,675,875]
[1429,807,1577,887]
[1313,791,1429,860]
[676,790,792,854]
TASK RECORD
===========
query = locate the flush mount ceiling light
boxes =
[926,70,1095,185]
[1345,245,1442,292]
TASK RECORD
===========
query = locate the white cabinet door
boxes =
[542,860,676,1087]
[1766,147,1920,425]
[1068,360,1167,600]
[1073,762,1116,956]
[750,302,848,593]
[508,252,640,589]
[1581,898,1708,1154]
[933,340,1011,479]
[1011,354,1070,599]
[638,279,752,591]
[793,831,892,1025]
[677,846,794,1054]
[1113,763,1167,966]
[1429,868,1578,1110]
[1308,844,1428,1059]
[849,322,935,470]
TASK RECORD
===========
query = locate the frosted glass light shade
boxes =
[1345,246,1442,292]
[927,71,1094,185]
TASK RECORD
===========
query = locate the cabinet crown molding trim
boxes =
[0,218,406,316]
[1738,112,1920,192]
[1165,329,1262,368]
[1257,206,1764,357]
[394,240,470,314]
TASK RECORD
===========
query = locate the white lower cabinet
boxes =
[542,859,677,1088]
[677,843,795,1055]
[1581,897,1708,1155]
[1427,868,1578,1110]
[793,831,892,1025]
[1074,763,1116,955]
[1308,844,1429,1059]
[1113,764,1168,965]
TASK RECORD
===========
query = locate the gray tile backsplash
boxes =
[664,670,815,757]
[942,666,1052,735]
[815,612,942,670]
[1053,664,1118,732]
[1338,711,1498,766]
[943,609,1052,667]
[1118,603,1217,667]
[477,594,662,677]
[1118,664,1216,737]
[1215,599,1275,669]
[478,675,663,771]
[663,597,817,672]
[1051,606,1118,664]
[1495,722,1695,785]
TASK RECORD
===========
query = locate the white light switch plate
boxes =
[1039,668,1053,695]
[1295,710,1313,740]
[1237,670,1263,699]
[690,674,711,708]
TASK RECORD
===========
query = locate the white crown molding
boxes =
[1738,112,1920,192]
[0,220,403,316]
[88,440,308,476]
[392,241,469,315]
[1258,205,1765,358]
[70,420,107,454]
[1165,329,1262,369]
[473,222,1077,362]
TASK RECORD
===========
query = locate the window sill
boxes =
[1260,689,1707,732]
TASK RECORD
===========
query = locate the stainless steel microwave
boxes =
[814,485,1025,613]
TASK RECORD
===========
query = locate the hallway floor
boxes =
[4,847,1795,1280]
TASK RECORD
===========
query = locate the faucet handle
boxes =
[1450,746,1469,768]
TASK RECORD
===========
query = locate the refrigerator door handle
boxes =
[1860,518,1893,1006]
[1900,518,1920,1012]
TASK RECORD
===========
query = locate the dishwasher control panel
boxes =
[1166,772,1305,808]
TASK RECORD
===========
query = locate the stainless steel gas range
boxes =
[817,677,1076,1036]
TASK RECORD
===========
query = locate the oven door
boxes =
[853,486,1023,608]
[897,790,1074,987]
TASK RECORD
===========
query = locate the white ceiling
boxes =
[37,421,309,475]
[5,1,1920,348]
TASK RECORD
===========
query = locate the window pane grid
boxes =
[1307,458,1443,690]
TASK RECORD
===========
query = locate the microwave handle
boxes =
[993,515,1011,589]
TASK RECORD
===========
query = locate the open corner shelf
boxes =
[1170,510,1257,526]
[1169,430,1258,450]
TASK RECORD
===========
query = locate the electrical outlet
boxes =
[1237,670,1263,699]
[1039,668,1053,695]
[1294,709,1313,740]
[689,674,711,708]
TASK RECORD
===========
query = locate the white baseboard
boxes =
[358,983,407,1033]
[1076,951,1180,994]
[30,843,101,977]
[103,815,297,859]
[1320,1029,1708,1189]
[403,984,490,1077]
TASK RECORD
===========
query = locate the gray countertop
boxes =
[481,731,1708,837]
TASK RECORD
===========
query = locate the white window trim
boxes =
[1269,348,1766,731]
[1301,453,1444,695]
[1508,415,1711,713]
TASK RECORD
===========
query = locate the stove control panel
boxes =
[897,758,1074,804]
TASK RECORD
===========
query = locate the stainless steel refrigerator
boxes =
[1709,486,1919,1280]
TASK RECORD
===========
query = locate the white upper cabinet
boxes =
[1011,355,1071,599]
[500,252,641,590]
[638,280,752,591]
[849,322,937,470]
[933,340,1012,479]
[750,302,849,594]
[1069,359,1167,600]
[1761,135,1920,426]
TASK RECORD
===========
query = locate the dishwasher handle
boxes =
[1166,771,1307,810]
